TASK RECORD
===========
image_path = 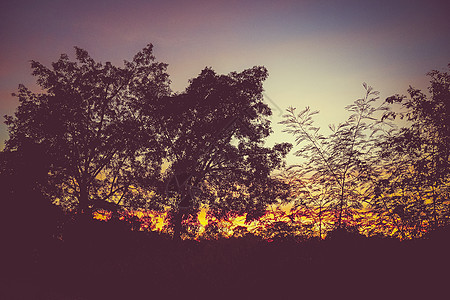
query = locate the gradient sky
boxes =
[1,0,449,165]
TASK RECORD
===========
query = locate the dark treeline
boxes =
[0,44,449,299]
[2,218,449,299]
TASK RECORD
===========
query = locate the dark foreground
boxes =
[2,218,449,300]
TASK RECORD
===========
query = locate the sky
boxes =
[1,0,449,165]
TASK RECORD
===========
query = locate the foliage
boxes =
[150,66,292,237]
[281,83,389,228]
[373,64,450,237]
[5,41,448,243]
[4,44,170,212]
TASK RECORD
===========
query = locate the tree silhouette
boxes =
[149,67,292,239]
[373,64,450,237]
[281,84,389,230]
[4,44,170,213]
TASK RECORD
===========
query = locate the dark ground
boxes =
[1,218,449,300]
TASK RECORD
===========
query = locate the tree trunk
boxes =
[173,209,183,240]
[318,206,322,239]
[338,187,345,229]
[432,186,438,229]
[78,183,89,214]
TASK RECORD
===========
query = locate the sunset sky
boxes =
[1,0,449,165]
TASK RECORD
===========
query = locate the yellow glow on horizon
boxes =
[88,200,439,240]
[93,210,112,221]
[198,208,208,226]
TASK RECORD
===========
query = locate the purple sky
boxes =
[1,0,449,163]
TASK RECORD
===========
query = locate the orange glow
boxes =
[90,204,433,240]
[92,209,112,221]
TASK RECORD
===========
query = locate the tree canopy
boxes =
[373,64,450,237]
[3,42,448,241]
[3,45,291,240]
[156,67,291,215]
[146,66,292,238]
[4,44,171,212]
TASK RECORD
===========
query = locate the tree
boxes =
[281,84,389,230]
[4,44,170,214]
[149,66,292,239]
[373,64,450,237]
